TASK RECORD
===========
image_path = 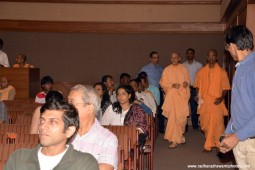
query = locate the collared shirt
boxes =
[35,91,47,104]
[0,50,9,67]
[183,60,202,86]
[225,51,255,141]
[72,119,118,170]
[140,63,163,88]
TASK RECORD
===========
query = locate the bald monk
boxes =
[194,49,230,152]
[160,52,190,148]
[0,77,16,101]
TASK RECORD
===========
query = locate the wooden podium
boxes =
[0,68,40,99]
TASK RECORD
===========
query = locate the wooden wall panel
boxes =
[0,68,40,99]
[0,20,225,33]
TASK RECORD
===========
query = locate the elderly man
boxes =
[160,52,190,148]
[68,85,118,170]
[4,101,99,170]
[0,77,16,101]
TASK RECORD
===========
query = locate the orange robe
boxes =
[194,63,230,150]
[160,64,190,143]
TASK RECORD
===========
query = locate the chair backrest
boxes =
[0,133,39,144]
[15,114,33,125]
[0,143,37,162]
[0,124,31,134]
[103,125,138,161]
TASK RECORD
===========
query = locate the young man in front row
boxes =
[4,101,99,170]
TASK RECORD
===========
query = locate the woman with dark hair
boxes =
[101,85,147,134]
[93,82,112,116]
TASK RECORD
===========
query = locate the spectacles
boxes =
[68,99,85,106]
[225,44,230,50]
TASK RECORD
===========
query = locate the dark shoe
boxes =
[159,131,165,134]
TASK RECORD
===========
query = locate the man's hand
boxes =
[172,83,181,89]
[219,134,239,153]
[183,81,188,88]
[214,97,223,105]
[133,99,142,105]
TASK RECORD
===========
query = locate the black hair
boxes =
[226,25,254,50]
[40,100,79,144]
[129,78,139,84]
[0,39,3,49]
[45,90,63,103]
[101,75,113,83]
[41,76,54,86]
[186,48,195,54]
[93,82,111,109]
[112,85,136,114]
[120,73,131,80]
[149,51,158,58]
[138,71,147,79]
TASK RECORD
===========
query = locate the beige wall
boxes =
[0,31,224,84]
[0,2,220,22]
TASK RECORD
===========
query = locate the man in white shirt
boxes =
[183,48,202,131]
[68,84,118,170]
[0,39,10,67]
[5,101,99,170]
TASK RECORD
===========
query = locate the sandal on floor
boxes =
[168,143,177,149]
[180,136,186,145]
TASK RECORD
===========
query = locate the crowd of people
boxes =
[1,25,255,170]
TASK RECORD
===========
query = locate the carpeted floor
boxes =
[153,127,237,170]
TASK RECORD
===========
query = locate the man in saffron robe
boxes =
[160,52,190,148]
[194,49,230,152]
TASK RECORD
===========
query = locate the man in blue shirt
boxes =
[220,26,255,169]
[139,52,164,133]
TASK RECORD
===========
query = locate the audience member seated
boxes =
[0,101,8,124]
[93,82,112,116]
[68,84,118,170]
[0,38,10,67]
[35,75,54,104]
[129,78,157,116]
[138,72,159,106]
[30,90,63,134]
[102,75,117,103]
[0,76,16,101]
[13,54,34,68]
[101,85,148,135]
[119,72,131,86]
[4,100,99,170]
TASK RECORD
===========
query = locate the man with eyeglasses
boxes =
[219,25,255,169]
[68,84,118,170]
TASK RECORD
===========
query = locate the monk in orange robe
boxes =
[160,52,190,148]
[194,49,230,152]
